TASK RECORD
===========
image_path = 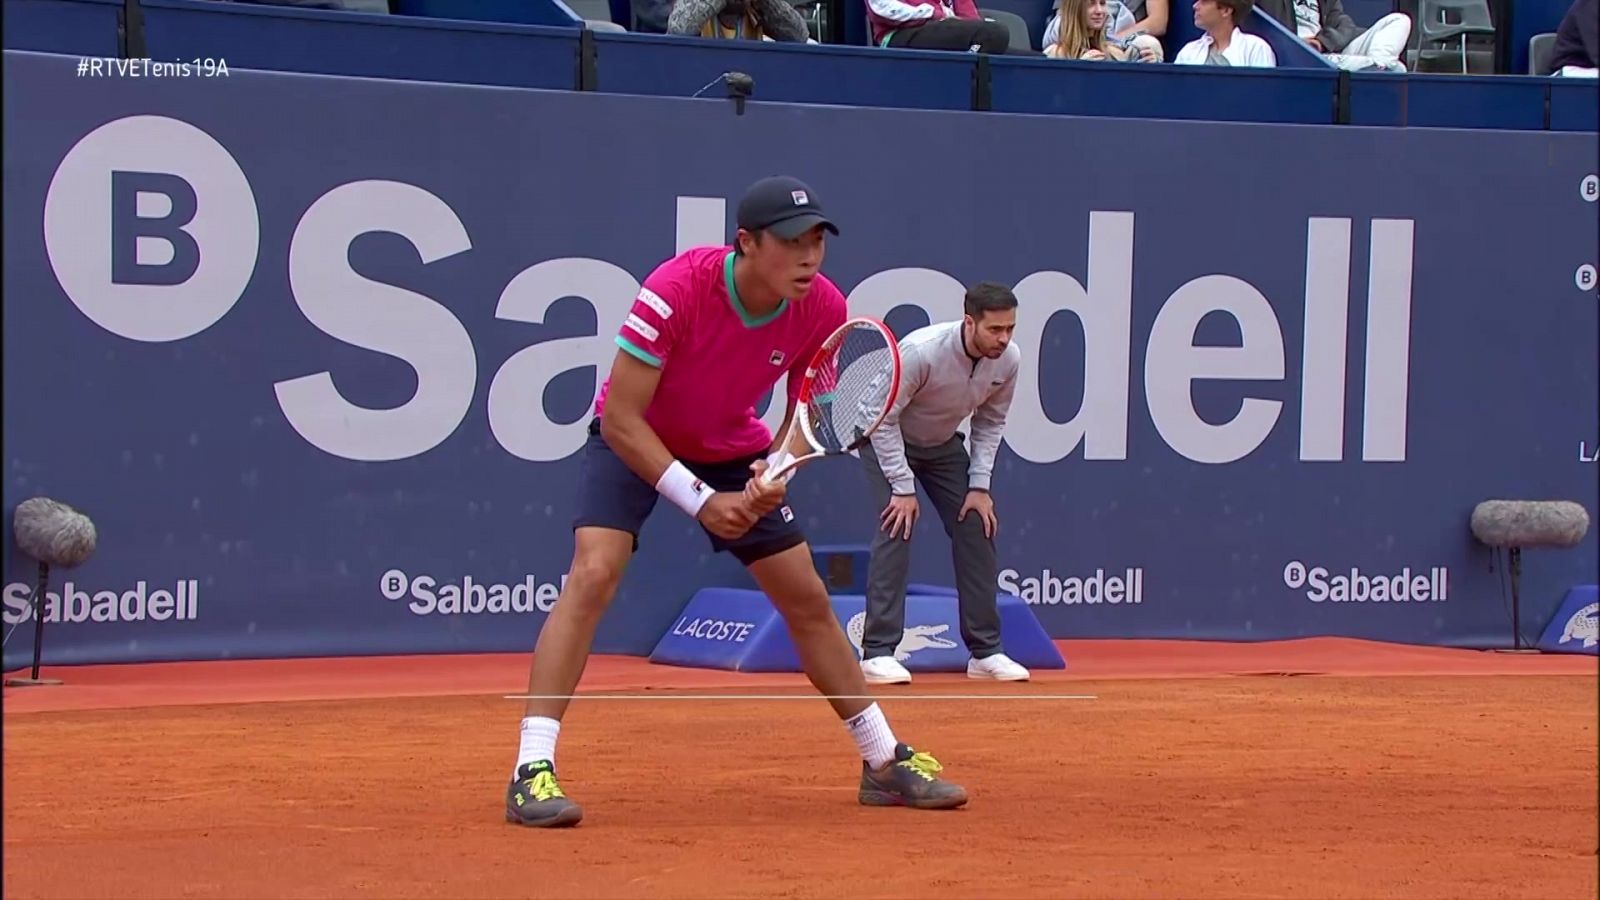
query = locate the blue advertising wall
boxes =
[2,49,1596,670]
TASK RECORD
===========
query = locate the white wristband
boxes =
[655,460,714,518]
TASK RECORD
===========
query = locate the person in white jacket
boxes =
[857,283,1031,685]
[1173,0,1277,65]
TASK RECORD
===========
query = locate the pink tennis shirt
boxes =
[594,246,848,463]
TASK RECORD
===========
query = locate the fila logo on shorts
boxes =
[780,506,794,522]
[769,350,786,366]
[790,190,808,205]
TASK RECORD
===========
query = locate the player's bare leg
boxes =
[523,527,634,720]
[506,526,634,828]
[745,543,968,810]
[744,544,873,718]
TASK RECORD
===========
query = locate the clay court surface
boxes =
[4,638,1596,899]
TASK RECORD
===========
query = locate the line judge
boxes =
[857,282,1029,685]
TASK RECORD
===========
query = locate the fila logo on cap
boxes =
[791,190,809,205]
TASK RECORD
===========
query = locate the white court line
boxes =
[503,694,1099,701]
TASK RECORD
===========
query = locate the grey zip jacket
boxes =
[868,319,1022,495]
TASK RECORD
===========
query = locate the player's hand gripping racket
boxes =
[760,317,902,486]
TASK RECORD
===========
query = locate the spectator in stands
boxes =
[1173,0,1277,64]
[866,0,1013,52]
[1049,0,1138,42]
[1044,0,1164,60]
[669,0,812,40]
[635,0,673,31]
[1256,0,1411,71]
[1113,0,1169,39]
[1548,0,1598,75]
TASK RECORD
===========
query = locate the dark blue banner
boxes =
[3,50,1596,669]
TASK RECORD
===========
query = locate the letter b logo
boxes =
[110,171,200,287]
[44,115,259,342]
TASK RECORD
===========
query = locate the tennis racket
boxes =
[760,316,902,485]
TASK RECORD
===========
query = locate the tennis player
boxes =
[505,176,968,828]
[858,283,1031,685]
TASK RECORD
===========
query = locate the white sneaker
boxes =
[861,656,912,685]
[967,653,1030,682]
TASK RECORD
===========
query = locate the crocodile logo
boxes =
[1559,602,1597,649]
[845,612,958,661]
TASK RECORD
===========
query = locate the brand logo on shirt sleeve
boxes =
[636,287,672,319]
[624,313,659,342]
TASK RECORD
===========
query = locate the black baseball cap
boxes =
[735,175,839,240]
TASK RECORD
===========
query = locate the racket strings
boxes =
[806,324,895,452]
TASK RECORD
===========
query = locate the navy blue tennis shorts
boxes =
[572,418,806,566]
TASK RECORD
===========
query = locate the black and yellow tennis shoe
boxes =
[858,743,969,810]
[505,760,583,828]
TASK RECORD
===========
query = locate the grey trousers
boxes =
[859,435,1003,661]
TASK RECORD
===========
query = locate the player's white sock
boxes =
[844,703,899,769]
[515,716,561,776]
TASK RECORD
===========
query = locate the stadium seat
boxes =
[1528,31,1555,74]
[791,0,831,42]
[981,8,1034,50]
[971,0,1053,50]
[1417,0,1496,72]
[564,0,628,29]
